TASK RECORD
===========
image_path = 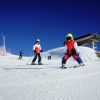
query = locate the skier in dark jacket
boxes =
[19,50,23,59]
[61,33,84,68]
[31,39,43,65]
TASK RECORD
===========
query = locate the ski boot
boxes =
[79,63,85,66]
[61,64,67,69]
[38,62,43,65]
[31,62,36,65]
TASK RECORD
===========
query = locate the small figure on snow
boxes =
[61,33,84,68]
[31,39,43,65]
[48,56,52,60]
[19,50,23,59]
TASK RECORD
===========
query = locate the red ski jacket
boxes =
[65,40,78,55]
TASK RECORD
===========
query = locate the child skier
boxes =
[61,33,84,68]
[31,39,43,65]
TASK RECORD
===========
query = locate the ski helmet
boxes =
[36,39,40,42]
[66,33,73,40]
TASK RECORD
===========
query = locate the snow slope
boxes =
[0,46,100,100]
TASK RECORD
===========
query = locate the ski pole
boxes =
[26,53,34,65]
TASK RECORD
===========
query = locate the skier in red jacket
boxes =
[61,33,84,68]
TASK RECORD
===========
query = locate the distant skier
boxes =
[48,56,52,60]
[19,50,23,59]
[31,39,43,65]
[61,33,84,68]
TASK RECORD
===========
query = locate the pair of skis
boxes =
[61,64,85,69]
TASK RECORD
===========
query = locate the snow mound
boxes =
[79,46,99,62]
[43,47,66,58]
[43,46,99,62]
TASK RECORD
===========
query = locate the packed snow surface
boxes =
[0,46,100,100]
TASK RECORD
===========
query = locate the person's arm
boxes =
[40,44,41,50]
[74,42,80,55]
[74,42,79,52]
[64,42,68,54]
[40,44,43,52]
[65,44,67,50]
[21,51,23,54]
[63,41,66,46]
[64,42,68,50]
[33,44,36,51]
[33,44,36,53]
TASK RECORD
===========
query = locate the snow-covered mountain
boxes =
[0,46,100,100]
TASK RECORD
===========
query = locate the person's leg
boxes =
[31,53,37,64]
[76,57,84,66]
[20,55,22,59]
[73,54,84,66]
[19,54,22,59]
[37,53,42,65]
[61,54,69,68]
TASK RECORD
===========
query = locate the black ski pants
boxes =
[32,53,41,63]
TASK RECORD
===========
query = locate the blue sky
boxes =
[0,0,100,55]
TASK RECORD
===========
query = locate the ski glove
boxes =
[34,50,36,53]
[76,52,80,56]
[40,50,43,52]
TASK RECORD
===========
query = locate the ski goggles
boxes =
[66,37,72,40]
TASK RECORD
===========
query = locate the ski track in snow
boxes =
[0,62,100,100]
